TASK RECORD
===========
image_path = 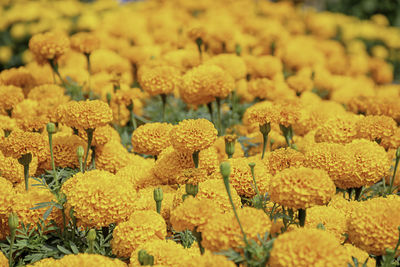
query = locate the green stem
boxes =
[18,153,32,191]
[128,102,138,131]
[49,59,66,86]
[161,94,167,122]
[85,53,93,100]
[8,230,15,267]
[216,97,222,136]
[83,128,94,173]
[192,150,200,168]
[23,163,29,191]
[79,157,83,173]
[61,208,67,238]
[249,163,261,196]
[261,133,268,160]
[155,201,162,214]
[389,156,400,194]
[195,37,203,62]
[259,123,271,160]
[207,102,214,123]
[90,146,96,170]
[298,209,306,227]
[48,132,58,186]
[354,187,363,201]
[192,227,205,255]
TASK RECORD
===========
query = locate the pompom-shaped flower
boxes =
[111,210,166,258]
[263,148,305,175]
[27,253,127,267]
[95,140,132,174]
[62,170,137,228]
[0,177,14,216]
[1,130,48,162]
[78,125,114,147]
[355,115,397,142]
[305,205,347,242]
[0,151,38,184]
[269,167,336,210]
[56,100,112,130]
[0,67,36,95]
[129,239,198,267]
[132,123,173,156]
[348,196,400,256]
[246,101,279,126]
[314,114,360,144]
[70,32,100,54]
[269,228,348,267]
[0,85,24,112]
[29,31,70,63]
[170,197,222,232]
[202,207,271,252]
[138,65,181,96]
[27,84,65,101]
[170,119,217,153]
[343,244,375,267]
[0,251,7,266]
[116,159,158,189]
[204,54,247,80]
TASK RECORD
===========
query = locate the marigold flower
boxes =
[204,54,247,80]
[170,197,222,232]
[138,65,181,96]
[245,55,282,79]
[111,210,166,258]
[0,177,14,222]
[0,85,24,112]
[343,244,375,267]
[355,115,396,142]
[348,196,400,255]
[27,84,65,101]
[78,125,114,147]
[27,253,127,267]
[263,148,305,175]
[186,250,236,267]
[269,167,336,209]
[1,130,48,162]
[246,101,280,126]
[314,114,360,144]
[29,31,70,63]
[62,170,137,228]
[132,123,174,156]
[247,78,275,100]
[116,159,158,189]
[286,71,313,94]
[56,100,112,130]
[174,167,208,185]
[0,251,7,266]
[170,119,217,154]
[382,127,400,150]
[95,140,132,174]
[70,32,100,54]
[269,228,348,267]
[0,66,36,95]
[305,205,347,242]
[0,151,38,184]
[0,114,17,132]
[129,239,198,267]
[202,207,271,252]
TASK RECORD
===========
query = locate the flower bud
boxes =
[46,122,56,134]
[224,135,237,159]
[77,146,85,159]
[396,147,400,159]
[220,162,231,178]
[8,212,19,231]
[185,183,198,197]
[153,188,163,202]
[106,92,112,104]
[259,123,271,136]
[87,228,96,242]
[138,249,154,266]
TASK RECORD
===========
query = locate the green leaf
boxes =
[69,241,79,254]
[43,206,54,221]
[57,245,72,255]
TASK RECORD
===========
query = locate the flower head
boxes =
[78,125,114,147]
[70,32,100,54]
[111,210,166,258]
[95,140,132,174]
[0,85,24,112]
[269,228,348,267]
[132,123,174,156]
[138,65,181,96]
[0,151,38,184]
[355,115,397,142]
[116,159,158,189]
[204,54,247,80]
[314,114,360,144]
[62,170,137,228]
[269,167,336,209]
[170,119,217,153]
[29,31,70,63]
[56,100,112,130]
[263,148,305,175]
[27,253,127,267]
[343,244,375,267]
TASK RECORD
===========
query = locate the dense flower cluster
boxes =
[28,253,127,267]
[131,122,173,156]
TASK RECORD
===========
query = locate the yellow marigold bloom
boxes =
[170,197,222,232]
[202,207,271,252]
[355,115,396,142]
[129,239,198,267]
[40,134,89,170]
[12,186,62,228]
[348,196,400,256]
[270,167,336,209]
[132,186,175,221]
[12,99,49,132]
[345,139,390,188]
[70,32,100,54]
[220,158,271,197]
[246,100,300,127]
[263,148,305,175]
[314,114,360,144]
[305,205,347,242]
[186,250,236,267]
[0,177,14,217]
[132,122,174,156]
[0,66,37,95]
[153,146,218,184]
[78,125,114,147]
[62,170,137,228]
[0,151,37,184]
[27,253,127,267]
[1,130,48,162]
[269,228,348,267]
[111,210,166,258]
[0,114,16,132]
[0,85,24,112]
[174,167,208,185]
[29,31,70,63]
[304,142,354,189]
[343,244,375,267]
[56,100,112,130]
[245,55,282,79]
[95,140,132,174]
[286,70,313,94]
[0,251,7,266]
[170,118,217,153]
[27,84,65,101]
[116,159,157,189]
[204,53,247,80]
[369,58,393,84]
[138,65,181,96]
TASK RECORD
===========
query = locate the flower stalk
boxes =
[259,123,271,159]
[87,229,96,254]
[83,128,94,173]
[18,153,32,191]
[389,146,400,194]
[298,209,306,227]
[153,188,163,214]
[160,94,167,122]
[8,212,18,267]
[47,123,57,184]
[77,146,84,173]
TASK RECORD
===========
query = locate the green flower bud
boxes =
[220,162,231,178]
[77,146,85,159]
[153,188,163,202]
[248,162,255,169]
[396,147,400,159]
[138,249,154,266]
[87,228,96,242]
[106,92,112,104]
[259,123,271,136]
[224,135,237,159]
[8,212,19,231]
[185,183,198,197]
[46,122,56,134]
[17,153,32,166]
